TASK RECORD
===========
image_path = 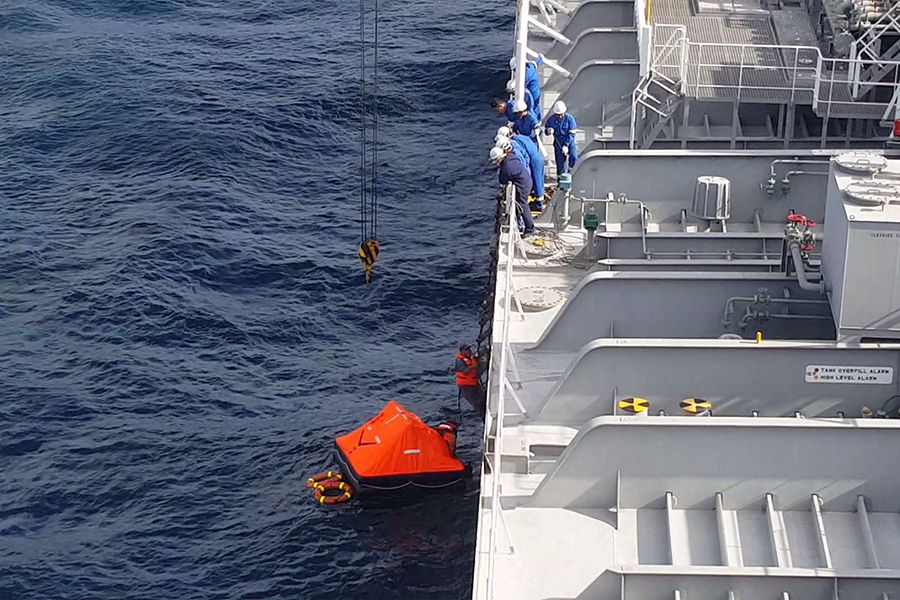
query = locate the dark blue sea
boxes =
[0,0,510,597]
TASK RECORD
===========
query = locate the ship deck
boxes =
[473,149,900,600]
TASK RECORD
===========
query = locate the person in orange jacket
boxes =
[454,345,485,416]
[436,421,458,456]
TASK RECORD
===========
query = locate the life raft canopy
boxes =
[335,400,468,492]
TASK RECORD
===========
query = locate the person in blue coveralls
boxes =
[544,100,578,175]
[505,79,539,120]
[491,98,516,123]
[510,100,540,144]
[489,145,534,235]
[510,55,544,119]
[494,134,545,212]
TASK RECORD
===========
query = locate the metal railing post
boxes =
[696,43,703,96]
[813,53,822,110]
[630,88,639,148]
[514,0,529,105]
[790,47,799,104]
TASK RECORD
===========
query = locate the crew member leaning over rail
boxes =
[494,133,545,212]
[511,100,540,145]
[506,79,539,120]
[491,97,516,124]
[489,145,535,235]
[510,54,544,119]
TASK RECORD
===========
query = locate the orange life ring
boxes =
[306,470,342,489]
[312,478,354,504]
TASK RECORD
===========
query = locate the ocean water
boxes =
[0,0,510,597]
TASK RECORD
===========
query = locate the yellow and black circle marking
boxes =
[618,397,649,414]
[680,398,712,414]
[358,238,380,282]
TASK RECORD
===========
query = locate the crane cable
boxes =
[357,0,380,283]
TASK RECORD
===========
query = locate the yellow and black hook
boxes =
[358,238,380,283]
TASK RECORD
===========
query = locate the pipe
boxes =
[790,242,826,294]
[783,170,829,183]
[769,159,829,179]
[738,310,832,329]
[527,16,571,45]
[607,192,651,256]
[526,48,572,78]
[722,295,829,326]
[543,0,572,14]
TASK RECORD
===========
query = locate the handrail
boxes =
[630,24,686,148]
[646,25,900,114]
[485,183,518,600]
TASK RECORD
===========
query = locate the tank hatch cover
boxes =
[843,179,900,206]
[832,152,888,174]
[517,286,565,311]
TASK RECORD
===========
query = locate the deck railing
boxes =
[681,41,900,118]
[482,182,524,600]
[630,26,900,146]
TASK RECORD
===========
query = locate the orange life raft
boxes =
[334,400,469,494]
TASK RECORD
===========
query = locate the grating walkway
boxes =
[649,0,894,116]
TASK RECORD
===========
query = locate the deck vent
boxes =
[516,286,565,311]
[691,176,731,221]
[832,151,887,174]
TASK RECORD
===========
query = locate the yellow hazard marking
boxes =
[680,398,712,414]
[618,397,649,413]
[359,238,380,283]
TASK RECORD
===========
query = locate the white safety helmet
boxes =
[489,146,506,163]
[497,126,511,138]
[509,56,517,70]
[512,99,527,113]
[494,136,512,150]
[505,79,516,93]
[554,101,567,115]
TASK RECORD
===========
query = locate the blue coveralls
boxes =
[510,134,545,200]
[544,112,578,175]
[512,111,540,145]
[506,88,539,121]
[503,101,516,122]
[523,57,543,119]
[498,154,535,233]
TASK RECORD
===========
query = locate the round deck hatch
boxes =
[516,286,565,311]
[844,179,900,206]
[832,152,887,174]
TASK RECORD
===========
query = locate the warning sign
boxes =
[804,365,894,385]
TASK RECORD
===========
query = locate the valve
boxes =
[784,211,817,262]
